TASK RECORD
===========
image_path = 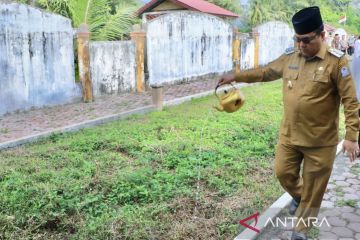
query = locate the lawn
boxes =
[0,80,345,239]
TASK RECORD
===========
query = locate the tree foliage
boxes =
[13,0,141,40]
[247,0,360,34]
[206,0,359,35]
[206,0,241,15]
[12,0,360,35]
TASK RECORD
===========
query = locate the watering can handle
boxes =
[214,82,236,99]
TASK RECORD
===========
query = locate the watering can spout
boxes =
[213,105,224,112]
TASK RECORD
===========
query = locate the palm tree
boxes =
[19,0,36,5]
[249,0,300,25]
[207,0,241,15]
[249,0,273,25]
[34,0,140,40]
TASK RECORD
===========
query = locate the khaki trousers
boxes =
[274,143,337,233]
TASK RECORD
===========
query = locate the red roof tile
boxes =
[324,23,336,32]
[138,0,239,18]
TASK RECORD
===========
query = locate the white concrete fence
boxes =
[0,3,79,115]
[146,11,233,87]
[256,21,294,66]
[0,4,294,116]
[89,41,136,96]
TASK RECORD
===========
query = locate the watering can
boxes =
[214,83,245,113]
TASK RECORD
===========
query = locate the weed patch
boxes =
[0,81,342,239]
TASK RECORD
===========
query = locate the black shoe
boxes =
[289,198,300,216]
[291,231,307,240]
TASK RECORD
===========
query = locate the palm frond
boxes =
[37,0,72,19]
[87,0,111,36]
[67,0,90,27]
[30,0,141,41]
[95,3,138,41]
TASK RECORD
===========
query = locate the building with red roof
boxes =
[324,23,336,34]
[138,0,240,22]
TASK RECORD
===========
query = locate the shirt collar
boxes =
[315,43,327,60]
[298,43,327,60]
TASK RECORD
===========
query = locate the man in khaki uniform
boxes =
[218,6,359,240]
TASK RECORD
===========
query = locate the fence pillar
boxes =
[252,30,260,68]
[130,27,146,93]
[232,29,241,74]
[76,23,93,102]
[152,86,163,110]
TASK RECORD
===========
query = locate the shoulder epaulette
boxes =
[285,47,295,55]
[328,48,344,58]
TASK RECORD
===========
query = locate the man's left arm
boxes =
[335,56,359,160]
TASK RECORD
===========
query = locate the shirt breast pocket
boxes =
[283,70,298,90]
[306,71,331,96]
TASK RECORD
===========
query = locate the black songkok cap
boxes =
[292,6,323,35]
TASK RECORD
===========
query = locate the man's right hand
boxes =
[218,73,236,86]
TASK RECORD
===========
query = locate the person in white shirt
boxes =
[354,36,360,58]
[347,35,355,55]
[331,33,340,49]
[351,35,360,148]
[351,36,360,100]
[340,35,348,54]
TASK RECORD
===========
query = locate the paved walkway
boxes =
[0,76,220,145]
[256,151,360,240]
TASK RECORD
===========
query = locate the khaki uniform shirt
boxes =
[235,43,359,147]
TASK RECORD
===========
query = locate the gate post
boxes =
[251,29,260,68]
[152,86,163,111]
[232,29,241,74]
[76,23,93,102]
[130,25,146,93]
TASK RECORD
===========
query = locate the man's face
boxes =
[294,31,325,57]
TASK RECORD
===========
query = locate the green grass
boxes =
[335,199,358,208]
[307,227,320,239]
[334,186,344,197]
[350,164,360,175]
[0,80,346,239]
[0,128,8,134]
